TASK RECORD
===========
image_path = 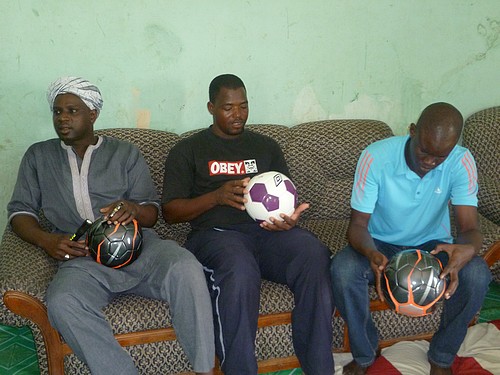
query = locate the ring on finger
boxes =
[64,254,70,260]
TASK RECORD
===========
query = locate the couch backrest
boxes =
[95,128,188,242]
[463,107,500,180]
[463,107,500,225]
[97,119,393,240]
[247,120,394,220]
[287,120,393,219]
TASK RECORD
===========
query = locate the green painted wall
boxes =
[1,1,499,231]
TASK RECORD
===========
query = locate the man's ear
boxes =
[90,109,99,125]
[409,123,416,137]
[207,101,214,115]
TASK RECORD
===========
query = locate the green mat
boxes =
[1,281,499,375]
[478,280,500,323]
[0,325,38,375]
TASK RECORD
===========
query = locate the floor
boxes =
[1,281,499,375]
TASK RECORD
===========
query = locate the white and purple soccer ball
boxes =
[244,171,298,223]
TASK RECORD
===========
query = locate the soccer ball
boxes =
[382,249,446,317]
[244,171,298,223]
[86,217,143,269]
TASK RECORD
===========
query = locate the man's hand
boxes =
[11,215,89,261]
[367,250,389,301]
[100,200,140,225]
[431,243,476,299]
[259,203,309,231]
[43,233,89,261]
[162,178,250,224]
[214,178,250,210]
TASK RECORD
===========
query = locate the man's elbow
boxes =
[161,204,179,224]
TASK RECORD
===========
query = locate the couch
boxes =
[1,115,499,375]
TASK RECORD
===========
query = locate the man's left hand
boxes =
[259,203,309,231]
[101,200,139,225]
[431,243,476,299]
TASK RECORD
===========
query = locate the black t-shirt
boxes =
[162,127,289,230]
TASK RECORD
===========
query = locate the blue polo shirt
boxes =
[351,136,478,246]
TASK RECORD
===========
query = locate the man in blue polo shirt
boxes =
[331,102,491,375]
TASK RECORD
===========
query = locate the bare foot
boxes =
[429,362,452,375]
[343,348,381,375]
[343,360,368,375]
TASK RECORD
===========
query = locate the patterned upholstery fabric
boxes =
[463,107,500,281]
[463,107,500,226]
[1,118,498,374]
[286,120,394,220]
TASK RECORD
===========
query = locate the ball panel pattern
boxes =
[86,217,143,269]
[383,249,446,317]
[244,171,298,223]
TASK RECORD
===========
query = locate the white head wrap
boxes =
[47,77,103,112]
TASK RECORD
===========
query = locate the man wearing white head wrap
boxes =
[47,76,103,112]
[8,77,215,375]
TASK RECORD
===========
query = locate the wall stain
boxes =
[476,17,500,60]
[143,24,182,68]
[0,139,13,152]
[96,18,106,37]
[436,17,499,91]
[32,9,39,17]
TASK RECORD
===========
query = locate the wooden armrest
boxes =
[3,290,66,374]
[483,240,500,268]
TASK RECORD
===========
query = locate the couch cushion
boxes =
[463,107,500,226]
[286,120,393,220]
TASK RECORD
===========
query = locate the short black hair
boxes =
[209,74,246,103]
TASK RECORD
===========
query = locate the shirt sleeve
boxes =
[124,145,160,207]
[7,146,42,223]
[351,148,378,214]
[450,150,478,206]
[269,138,290,177]
[161,141,194,204]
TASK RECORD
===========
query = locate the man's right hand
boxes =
[162,177,251,224]
[214,177,250,210]
[44,233,89,261]
[368,250,388,301]
[10,215,89,261]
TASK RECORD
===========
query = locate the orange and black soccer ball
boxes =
[86,217,143,269]
[382,249,446,317]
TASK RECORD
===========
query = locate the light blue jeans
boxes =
[330,239,491,368]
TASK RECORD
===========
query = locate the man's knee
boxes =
[330,247,372,296]
[287,231,331,268]
[168,253,206,286]
[460,256,492,291]
[331,247,357,277]
[46,287,83,329]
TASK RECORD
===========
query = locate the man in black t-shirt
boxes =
[162,74,334,375]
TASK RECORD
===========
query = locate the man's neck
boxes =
[66,135,98,159]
